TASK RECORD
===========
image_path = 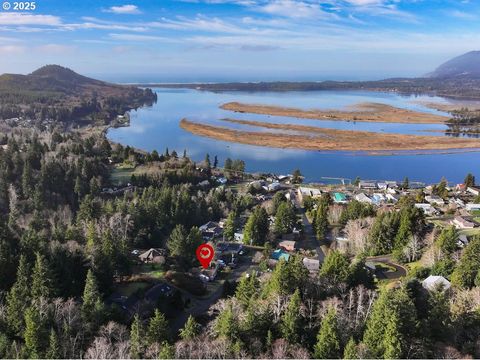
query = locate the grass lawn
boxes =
[134,263,166,279]
[115,281,151,297]
[373,262,396,272]
[111,167,135,186]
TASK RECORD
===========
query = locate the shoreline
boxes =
[220,102,448,124]
[180,118,480,153]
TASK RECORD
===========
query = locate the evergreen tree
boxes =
[280,289,302,344]
[24,306,46,358]
[435,226,458,255]
[451,235,480,288]
[215,304,237,340]
[402,177,409,189]
[6,255,31,335]
[31,252,53,301]
[205,153,211,168]
[319,250,350,284]
[243,206,269,246]
[427,289,451,341]
[180,315,200,340]
[274,202,296,235]
[167,224,188,257]
[147,309,169,345]
[223,212,237,241]
[314,201,329,241]
[81,269,104,322]
[368,211,400,255]
[235,272,258,307]
[343,337,358,359]
[292,169,303,184]
[130,314,144,359]
[21,160,34,198]
[464,173,475,187]
[45,329,61,359]
[187,226,203,260]
[314,307,341,359]
[383,312,403,359]
[158,341,175,359]
[213,155,218,168]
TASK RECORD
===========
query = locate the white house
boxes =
[422,275,451,292]
[297,187,322,202]
[466,203,480,211]
[415,203,438,216]
[425,195,444,206]
[467,186,480,196]
[452,216,475,229]
[355,193,373,204]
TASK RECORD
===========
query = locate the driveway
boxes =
[293,195,325,263]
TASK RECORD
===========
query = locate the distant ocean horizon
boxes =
[92,71,424,85]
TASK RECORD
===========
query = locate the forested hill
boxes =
[154,51,480,99]
[0,65,157,127]
[428,51,480,79]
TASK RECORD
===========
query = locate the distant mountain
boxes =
[0,65,157,126]
[428,51,480,79]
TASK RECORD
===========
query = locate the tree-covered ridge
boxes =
[0,127,479,358]
[0,65,157,127]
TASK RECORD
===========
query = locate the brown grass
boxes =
[180,118,480,152]
[220,101,448,124]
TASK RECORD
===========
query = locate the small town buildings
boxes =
[358,180,377,189]
[297,187,322,202]
[415,203,438,216]
[199,221,223,240]
[425,195,445,206]
[333,192,347,204]
[279,240,297,252]
[466,203,480,211]
[450,198,465,208]
[267,182,282,192]
[303,257,320,273]
[372,193,386,204]
[355,193,373,204]
[455,183,467,192]
[234,232,244,242]
[452,216,476,229]
[138,248,166,264]
[271,249,290,262]
[422,275,451,292]
[385,193,398,203]
[467,186,480,196]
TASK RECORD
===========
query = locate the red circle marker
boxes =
[196,244,215,269]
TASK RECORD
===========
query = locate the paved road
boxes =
[169,261,253,335]
[367,255,407,280]
[293,194,325,263]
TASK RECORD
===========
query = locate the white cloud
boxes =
[35,44,75,54]
[258,0,330,18]
[0,45,26,55]
[109,33,172,41]
[0,13,61,26]
[104,5,142,15]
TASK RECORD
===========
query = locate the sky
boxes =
[1,0,480,82]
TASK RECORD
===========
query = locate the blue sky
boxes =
[1,0,480,81]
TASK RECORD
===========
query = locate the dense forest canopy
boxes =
[0,65,157,127]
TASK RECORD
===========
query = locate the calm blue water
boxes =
[107,88,480,184]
